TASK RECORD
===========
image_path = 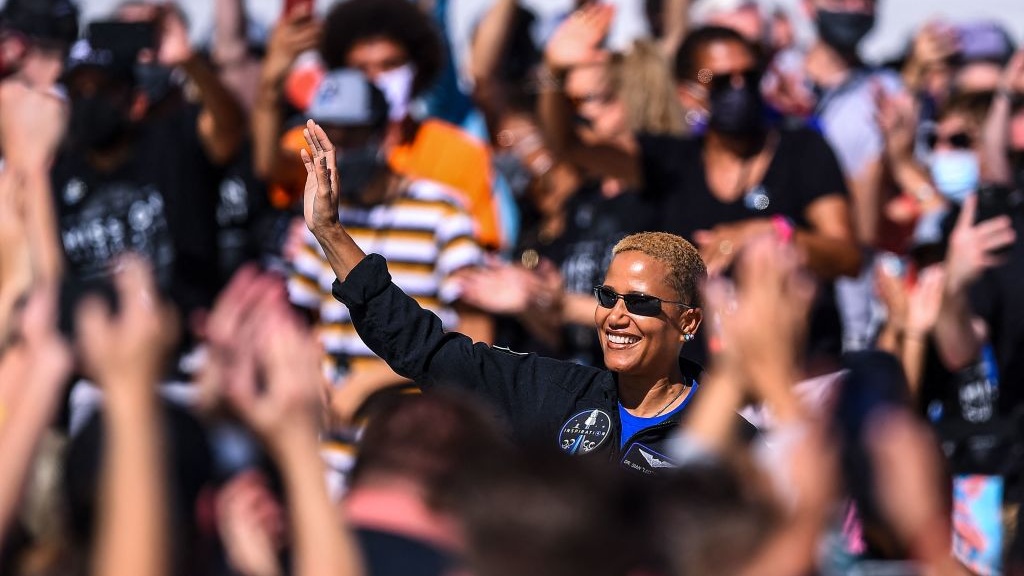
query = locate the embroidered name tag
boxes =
[558,409,612,455]
[621,443,676,474]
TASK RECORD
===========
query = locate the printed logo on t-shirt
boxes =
[59,180,175,287]
[621,442,676,475]
[558,409,612,455]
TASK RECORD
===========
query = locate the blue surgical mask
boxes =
[930,150,980,203]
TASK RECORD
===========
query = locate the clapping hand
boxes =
[999,50,1024,95]
[704,234,815,408]
[223,286,326,451]
[198,265,287,412]
[543,3,614,71]
[908,21,959,73]
[455,257,562,316]
[945,194,1016,293]
[75,256,178,389]
[262,5,321,85]
[216,470,286,576]
[694,219,774,277]
[875,88,919,165]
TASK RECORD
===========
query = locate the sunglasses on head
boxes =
[925,130,972,151]
[593,285,692,317]
[702,69,761,95]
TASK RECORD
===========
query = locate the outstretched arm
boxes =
[79,258,176,576]
[300,120,367,281]
[302,120,602,420]
[932,195,1015,371]
[537,4,641,186]
[981,51,1024,185]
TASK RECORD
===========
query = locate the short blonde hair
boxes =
[612,232,706,306]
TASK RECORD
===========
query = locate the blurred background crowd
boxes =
[1,0,1024,574]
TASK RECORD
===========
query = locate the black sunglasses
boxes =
[925,130,972,151]
[703,69,762,95]
[593,285,692,317]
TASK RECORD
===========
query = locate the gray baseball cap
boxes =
[306,68,389,128]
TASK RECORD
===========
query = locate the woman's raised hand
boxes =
[301,120,342,240]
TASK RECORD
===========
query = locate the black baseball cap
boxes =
[1,0,79,48]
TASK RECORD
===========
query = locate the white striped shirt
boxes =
[288,179,483,376]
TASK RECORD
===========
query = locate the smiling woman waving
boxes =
[299,120,754,473]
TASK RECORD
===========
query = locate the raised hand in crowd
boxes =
[876,88,919,165]
[762,61,816,119]
[222,282,363,576]
[261,3,321,88]
[216,470,288,576]
[705,235,815,422]
[300,120,369,281]
[211,0,265,111]
[197,265,287,412]
[544,3,614,71]
[685,235,834,576]
[902,21,960,94]
[0,172,32,345]
[75,257,175,576]
[863,409,964,576]
[693,220,780,278]
[944,195,1015,296]
[224,298,324,444]
[875,260,946,395]
[118,1,246,165]
[252,4,322,179]
[151,3,194,68]
[933,194,1016,372]
[0,285,71,545]
[455,256,568,349]
[982,50,1024,184]
[536,3,643,186]
[875,88,947,223]
[0,79,68,285]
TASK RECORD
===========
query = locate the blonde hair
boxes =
[613,40,685,135]
[612,232,706,306]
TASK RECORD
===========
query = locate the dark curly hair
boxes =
[320,0,443,97]
[673,25,761,83]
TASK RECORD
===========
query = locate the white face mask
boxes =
[373,63,416,121]
[929,149,980,203]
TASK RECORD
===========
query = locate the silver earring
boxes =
[683,333,695,342]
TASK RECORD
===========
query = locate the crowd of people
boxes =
[1,0,1024,574]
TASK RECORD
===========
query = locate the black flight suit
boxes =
[333,254,756,474]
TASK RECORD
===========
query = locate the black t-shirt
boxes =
[53,98,223,319]
[355,528,458,576]
[638,127,849,365]
[545,183,659,366]
[214,139,284,281]
[638,127,848,238]
[968,213,1024,416]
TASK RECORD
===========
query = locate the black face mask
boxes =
[134,62,175,104]
[816,9,875,53]
[1011,150,1024,192]
[708,83,764,136]
[336,144,388,202]
[68,93,134,152]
